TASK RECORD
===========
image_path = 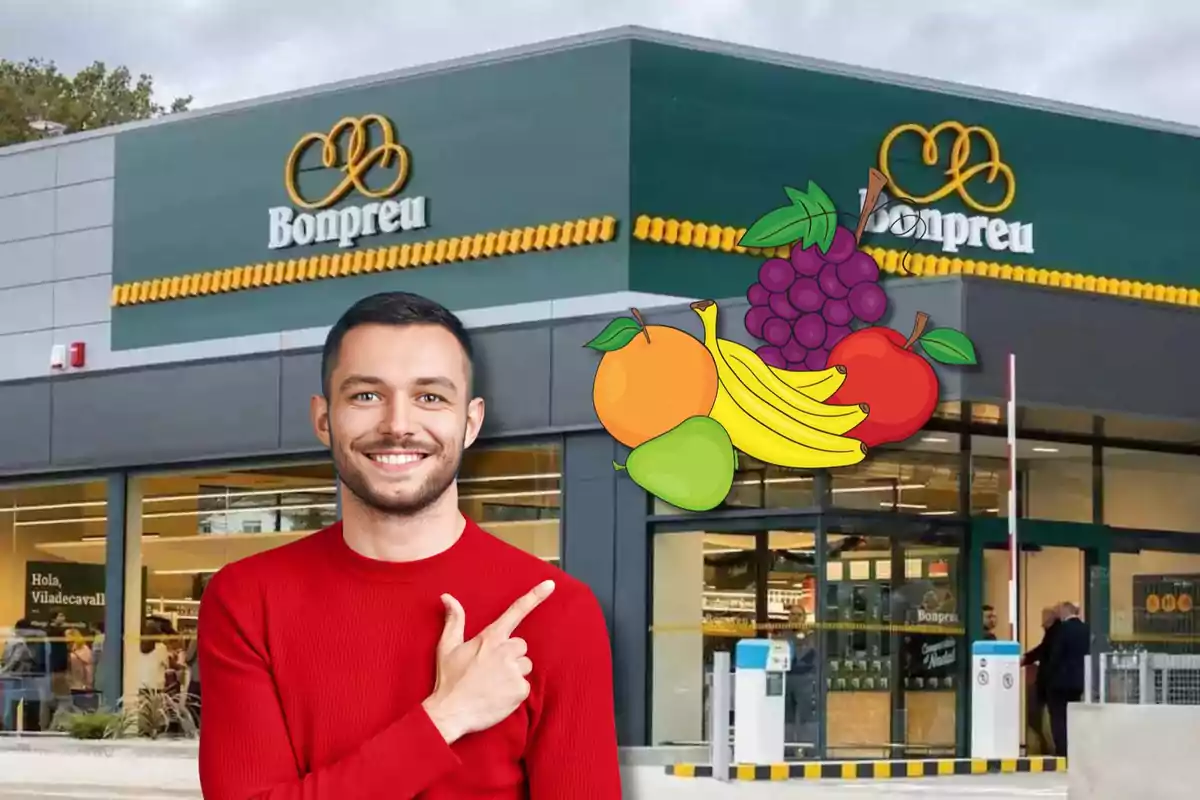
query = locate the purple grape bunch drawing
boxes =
[742,180,889,371]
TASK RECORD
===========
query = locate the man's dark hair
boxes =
[321,292,475,399]
[983,605,994,611]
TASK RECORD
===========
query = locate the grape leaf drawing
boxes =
[740,183,838,251]
[918,328,978,365]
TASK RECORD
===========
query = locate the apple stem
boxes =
[630,307,651,344]
[854,168,888,244]
[904,311,930,350]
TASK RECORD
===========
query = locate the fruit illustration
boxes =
[767,363,847,400]
[742,175,890,371]
[586,309,719,449]
[826,311,977,447]
[614,415,737,512]
[691,299,869,469]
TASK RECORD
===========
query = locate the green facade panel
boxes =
[112,41,633,349]
[627,41,1200,300]
[110,33,1200,350]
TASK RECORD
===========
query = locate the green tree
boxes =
[0,58,192,146]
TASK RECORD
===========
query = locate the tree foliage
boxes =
[0,58,193,146]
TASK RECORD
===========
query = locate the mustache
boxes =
[354,437,440,453]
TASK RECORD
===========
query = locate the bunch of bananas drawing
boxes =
[690,300,869,470]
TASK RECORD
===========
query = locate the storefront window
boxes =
[1104,450,1200,533]
[650,531,756,746]
[1109,551,1200,655]
[124,442,560,737]
[971,437,1092,522]
[0,480,109,732]
[458,442,560,563]
[830,437,963,516]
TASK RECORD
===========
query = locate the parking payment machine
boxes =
[970,640,1021,759]
[734,638,791,764]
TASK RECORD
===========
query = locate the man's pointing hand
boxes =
[422,579,556,743]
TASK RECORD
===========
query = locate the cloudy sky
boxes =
[3,0,1199,127]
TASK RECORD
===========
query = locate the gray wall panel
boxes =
[51,357,282,466]
[56,137,115,186]
[280,351,322,450]
[0,282,53,335]
[0,381,52,472]
[0,149,56,198]
[0,330,53,379]
[962,280,1200,419]
[54,180,114,233]
[473,325,553,435]
[0,236,54,288]
[53,227,113,280]
[550,318,605,428]
[53,275,112,327]
[0,190,54,243]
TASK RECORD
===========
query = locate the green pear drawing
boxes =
[614,416,737,512]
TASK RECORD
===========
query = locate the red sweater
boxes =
[197,518,622,799]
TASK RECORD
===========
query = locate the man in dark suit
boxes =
[1020,607,1060,754]
[1043,601,1090,758]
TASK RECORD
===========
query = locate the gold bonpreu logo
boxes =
[878,121,1016,215]
[284,114,411,210]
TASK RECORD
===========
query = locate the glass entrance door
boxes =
[823,518,964,760]
[982,541,1088,755]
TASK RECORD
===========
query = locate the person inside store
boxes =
[198,291,620,799]
[183,630,201,726]
[45,610,71,721]
[1019,606,1060,755]
[778,603,818,752]
[982,605,998,640]
[65,628,96,712]
[90,622,106,707]
[1042,601,1089,758]
[1,619,47,731]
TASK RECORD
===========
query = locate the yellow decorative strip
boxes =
[633,214,1200,308]
[111,215,620,307]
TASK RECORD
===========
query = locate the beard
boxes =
[331,431,462,516]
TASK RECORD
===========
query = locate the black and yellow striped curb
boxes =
[633,213,1200,308]
[110,215,619,307]
[666,757,1067,780]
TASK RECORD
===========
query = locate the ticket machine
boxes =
[970,640,1021,759]
[733,638,791,764]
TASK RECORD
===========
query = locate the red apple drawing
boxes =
[826,311,977,448]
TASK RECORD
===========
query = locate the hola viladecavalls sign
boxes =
[25,561,106,627]
[25,561,150,628]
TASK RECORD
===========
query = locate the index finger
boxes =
[484,580,556,640]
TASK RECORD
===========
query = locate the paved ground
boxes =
[0,770,1068,799]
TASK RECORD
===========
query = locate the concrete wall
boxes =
[1069,703,1198,799]
[0,137,115,382]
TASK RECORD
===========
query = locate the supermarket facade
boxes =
[2,26,1200,757]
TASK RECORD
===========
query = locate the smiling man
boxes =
[197,292,621,799]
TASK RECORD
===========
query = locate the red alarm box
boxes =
[69,341,86,368]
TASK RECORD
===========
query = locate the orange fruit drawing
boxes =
[586,309,718,449]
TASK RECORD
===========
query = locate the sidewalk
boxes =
[0,741,1068,798]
